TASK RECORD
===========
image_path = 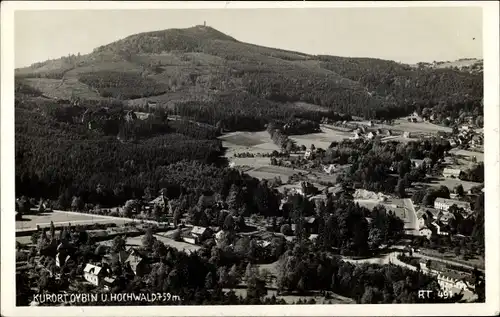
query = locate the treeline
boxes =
[78,71,169,99]
[266,122,296,151]
[317,56,483,120]
[171,93,344,132]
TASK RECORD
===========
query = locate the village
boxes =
[15,110,485,305]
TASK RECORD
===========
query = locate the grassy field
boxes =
[449,148,484,162]
[419,177,481,192]
[15,211,133,231]
[24,78,103,100]
[289,127,351,149]
[354,118,452,135]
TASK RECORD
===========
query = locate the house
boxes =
[304,149,313,159]
[304,217,318,234]
[368,121,374,127]
[182,236,197,245]
[419,228,433,240]
[416,209,439,229]
[411,159,424,168]
[403,131,412,139]
[83,263,106,286]
[430,114,436,121]
[125,249,151,277]
[215,230,226,244]
[411,117,418,123]
[256,240,272,249]
[448,139,457,147]
[147,101,158,109]
[353,132,362,140]
[461,125,470,131]
[434,198,471,212]
[191,226,213,242]
[149,195,167,208]
[308,234,319,242]
[366,132,376,140]
[55,253,71,268]
[376,129,382,135]
[442,168,463,178]
[385,129,393,136]
[103,276,118,291]
[323,164,337,174]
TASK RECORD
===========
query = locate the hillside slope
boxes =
[15,25,483,130]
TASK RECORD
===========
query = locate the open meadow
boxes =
[15,211,134,231]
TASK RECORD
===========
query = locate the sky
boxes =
[14,7,483,68]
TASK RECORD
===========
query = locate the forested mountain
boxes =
[14,25,483,204]
[16,25,483,131]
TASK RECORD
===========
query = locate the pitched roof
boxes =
[191,226,208,235]
[149,196,166,205]
[83,263,103,275]
[305,216,317,224]
[443,168,462,176]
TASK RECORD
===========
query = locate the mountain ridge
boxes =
[15,25,483,131]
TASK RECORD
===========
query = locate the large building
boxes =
[434,198,471,212]
[442,168,463,178]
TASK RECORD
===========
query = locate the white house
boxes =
[434,198,471,212]
[366,132,376,140]
[182,236,197,245]
[304,149,313,159]
[411,159,424,168]
[442,168,463,178]
[403,131,412,139]
[83,263,105,286]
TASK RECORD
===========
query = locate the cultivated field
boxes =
[355,118,452,135]
[24,78,103,100]
[289,127,352,149]
[15,211,133,231]
[220,128,353,183]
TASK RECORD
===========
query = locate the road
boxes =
[402,198,419,235]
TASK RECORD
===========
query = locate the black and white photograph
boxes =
[1,1,499,316]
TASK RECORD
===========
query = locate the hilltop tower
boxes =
[204,21,206,27]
